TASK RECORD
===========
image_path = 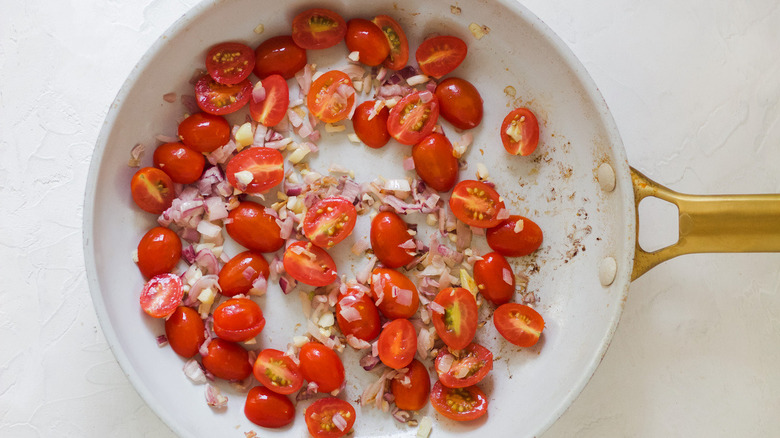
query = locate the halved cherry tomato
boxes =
[449,180,506,228]
[194,75,251,115]
[391,359,431,411]
[250,74,289,127]
[430,381,488,421]
[486,215,543,257]
[501,107,539,156]
[201,338,253,381]
[177,112,231,153]
[345,18,390,67]
[307,70,355,123]
[283,241,338,286]
[377,318,417,370]
[473,252,515,305]
[205,42,255,85]
[370,212,416,268]
[372,15,409,70]
[136,226,181,279]
[152,142,205,184]
[130,167,175,214]
[412,133,459,192]
[304,397,356,438]
[252,349,304,395]
[335,287,381,342]
[415,36,467,78]
[244,386,295,428]
[493,303,545,347]
[225,201,285,253]
[352,101,390,148]
[387,91,439,145]
[369,268,419,319]
[218,251,269,297]
[254,35,307,79]
[212,298,265,342]
[225,147,284,194]
[164,306,205,358]
[431,287,478,350]
[140,273,183,318]
[434,343,493,388]
[434,77,483,130]
[292,8,347,50]
[303,197,357,248]
[298,342,345,393]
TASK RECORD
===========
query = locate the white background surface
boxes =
[2,0,779,437]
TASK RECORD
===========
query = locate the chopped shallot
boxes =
[184,359,207,384]
[205,383,228,408]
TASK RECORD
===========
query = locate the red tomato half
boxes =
[153,142,205,184]
[501,107,540,156]
[335,288,381,342]
[370,211,416,268]
[194,75,251,115]
[430,381,488,421]
[140,273,183,318]
[304,397,356,438]
[493,303,545,347]
[205,42,255,85]
[449,180,506,228]
[352,101,390,148]
[391,359,431,411]
[434,77,483,130]
[164,306,205,358]
[136,226,181,279]
[415,36,468,78]
[225,147,284,194]
[370,268,420,319]
[434,343,493,388]
[253,349,304,395]
[218,251,269,297]
[372,15,409,70]
[254,35,307,79]
[303,197,357,248]
[345,18,390,66]
[212,298,265,342]
[225,201,285,253]
[307,70,355,123]
[283,241,338,287]
[201,338,253,381]
[431,287,478,350]
[298,342,345,393]
[486,215,543,257]
[387,91,439,145]
[292,8,347,50]
[473,252,515,305]
[377,318,417,370]
[412,133,459,192]
[130,167,175,214]
[244,386,295,428]
[177,112,231,153]
[250,74,289,127]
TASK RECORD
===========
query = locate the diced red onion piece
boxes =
[339,305,362,323]
[360,354,381,371]
[355,255,377,284]
[185,275,220,306]
[418,90,434,103]
[402,156,415,170]
[346,334,371,350]
[428,301,445,315]
[437,353,455,374]
[205,383,228,408]
[156,134,180,143]
[204,196,228,221]
[252,81,266,103]
[183,359,207,384]
[394,287,413,307]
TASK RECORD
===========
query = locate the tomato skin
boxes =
[411,133,459,192]
[345,18,390,66]
[164,306,206,358]
[298,342,345,393]
[377,318,417,370]
[292,8,347,50]
[501,107,540,156]
[352,101,390,148]
[250,74,289,127]
[304,397,356,438]
[130,167,175,214]
[244,386,295,428]
[387,91,440,145]
[431,287,478,350]
[152,142,205,184]
[369,212,416,268]
[448,180,507,228]
[493,303,545,347]
[307,70,355,123]
[372,15,409,70]
[205,42,255,85]
[430,381,488,421]
[218,251,269,297]
[225,201,285,253]
[177,112,231,153]
[473,252,515,305]
[486,215,543,257]
[136,226,181,279]
[194,75,252,115]
[254,35,307,79]
[303,197,357,248]
[434,77,483,130]
[140,273,183,318]
[252,349,304,395]
[212,298,265,342]
[369,268,420,319]
[283,241,338,287]
[225,147,285,194]
[335,288,381,342]
[434,343,493,388]
[202,338,253,381]
[415,36,468,78]
[391,359,431,411]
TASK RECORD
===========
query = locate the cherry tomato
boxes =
[493,303,545,347]
[201,338,253,381]
[292,8,347,50]
[372,15,409,70]
[434,77,483,130]
[335,287,381,342]
[177,112,231,153]
[225,147,284,194]
[386,91,439,145]
[307,70,355,123]
[449,180,506,228]
[431,287,478,350]
[164,306,205,358]
[430,381,488,421]
[412,133,459,192]
[369,268,419,319]
[140,273,183,318]
[218,251,269,297]
[486,215,543,257]
[283,241,338,286]
[298,342,345,393]
[345,18,390,67]
[369,211,415,268]
[136,226,181,279]
[415,36,467,78]
[225,201,284,253]
[194,75,251,115]
[152,142,205,184]
[304,397,356,438]
[303,197,357,248]
[501,107,539,156]
[205,42,255,85]
[212,298,265,342]
[254,35,307,79]
[130,167,175,214]
[390,359,431,411]
[250,74,289,127]
[244,386,295,428]
[434,343,493,388]
[252,349,304,395]
[473,252,515,305]
[377,318,417,370]
[352,101,390,148]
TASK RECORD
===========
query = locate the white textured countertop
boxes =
[2,0,779,436]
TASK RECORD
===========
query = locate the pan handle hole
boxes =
[638,196,679,252]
